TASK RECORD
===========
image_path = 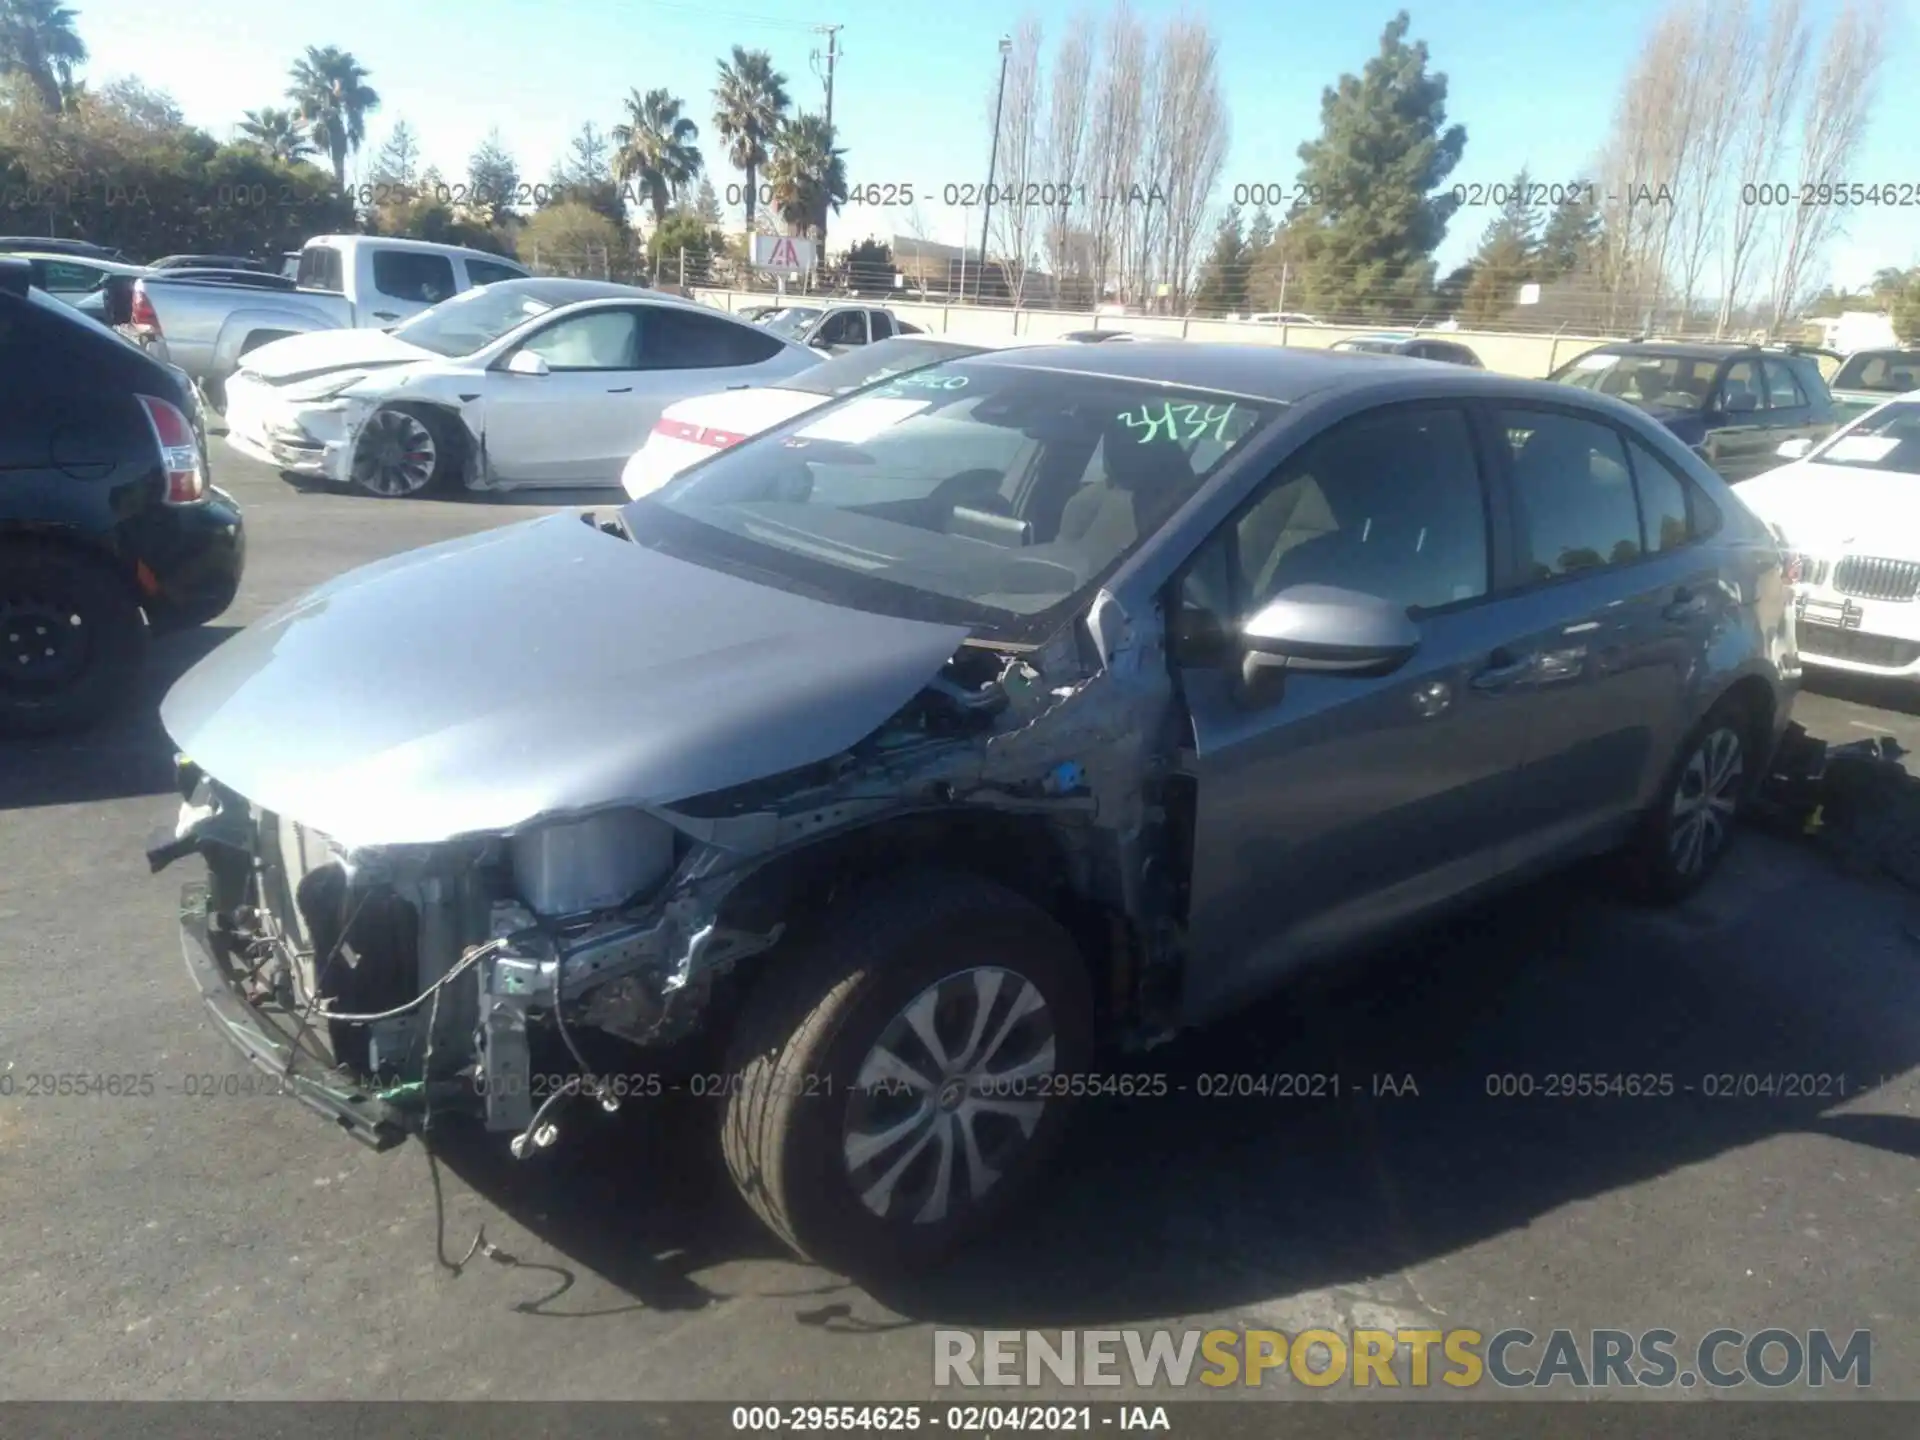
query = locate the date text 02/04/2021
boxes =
[729,1404,1170,1432]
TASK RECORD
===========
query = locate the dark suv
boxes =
[1548,341,1837,484]
[0,259,245,735]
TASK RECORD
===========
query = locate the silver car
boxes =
[152,344,1797,1274]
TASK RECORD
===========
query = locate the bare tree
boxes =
[1768,0,1891,327]
[1661,0,1748,324]
[1129,33,1171,306]
[1151,14,1229,311]
[991,16,1045,305]
[1083,3,1148,306]
[1041,11,1095,305]
[1716,0,1809,334]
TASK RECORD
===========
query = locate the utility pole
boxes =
[812,25,843,131]
[977,35,1012,305]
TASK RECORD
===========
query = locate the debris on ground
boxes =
[1752,722,1920,891]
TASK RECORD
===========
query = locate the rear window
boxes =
[1832,352,1920,396]
[297,245,344,292]
[783,337,985,396]
[466,257,528,287]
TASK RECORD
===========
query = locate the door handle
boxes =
[1664,587,1709,622]
[1470,649,1534,692]
[372,310,399,321]
[607,386,633,394]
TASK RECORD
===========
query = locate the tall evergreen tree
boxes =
[1285,11,1466,320]
[1460,168,1539,323]
[1194,206,1250,315]
[1538,186,1602,279]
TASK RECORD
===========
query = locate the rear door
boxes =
[1702,357,1773,482]
[360,249,458,327]
[1174,401,1547,1017]
[1758,357,1814,466]
[1475,402,1700,860]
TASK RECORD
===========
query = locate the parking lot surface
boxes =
[1,441,1916,1400]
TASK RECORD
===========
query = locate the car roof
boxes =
[304,234,528,263]
[1581,341,1768,361]
[964,341,1553,404]
[477,276,663,306]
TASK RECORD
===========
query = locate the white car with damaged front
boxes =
[1738,395,1920,678]
[222,277,822,498]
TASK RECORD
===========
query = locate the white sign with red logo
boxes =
[752,235,818,273]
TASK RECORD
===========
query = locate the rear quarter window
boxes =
[297,246,345,291]
[372,251,458,305]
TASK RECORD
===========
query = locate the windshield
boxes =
[761,307,823,339]
[1808,402,1920,474]
[780,338,984,397]
[1552,350,1719,411]
[622,359,1274,639]
[390,286,557,357]
[1831,351,1920,396]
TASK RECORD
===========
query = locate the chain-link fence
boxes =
[518,245,1821,346]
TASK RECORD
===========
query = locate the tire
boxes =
[349,406,457,499]
[0,542,148,738]
[721,869,1095,1276]
[1628,695,1760,903]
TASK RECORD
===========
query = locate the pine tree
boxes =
[1538,188,1601,279]
[1285,11,1467,321]
[1460,168,1540,324]
[372,120,419,186]
[695,175,723,225]
[1194,206,1250,315]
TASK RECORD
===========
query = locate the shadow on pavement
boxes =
[428,845,1920,1327]
[0,623,237,811]
[1806,668,1920,719]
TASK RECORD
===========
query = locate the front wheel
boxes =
[721,870,1095,1276]
[350,407,455,498]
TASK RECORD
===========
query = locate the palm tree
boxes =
[611,87,703,231]
[287,45,380,188]
[712,46,788,232]
[765,114,847,251]
[238,106,315,165]
[0,0,88,113]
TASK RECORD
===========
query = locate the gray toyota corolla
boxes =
[152,342,1798,1273]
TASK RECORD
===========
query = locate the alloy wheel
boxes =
[842,966,1058,1227]
[1669,726,1744,877]
[351,410,437,497]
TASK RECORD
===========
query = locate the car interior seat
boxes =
[1051,414,1197,561]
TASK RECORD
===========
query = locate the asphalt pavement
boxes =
[0,442,1916,1401]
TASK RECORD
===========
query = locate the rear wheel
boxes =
[1629,696,1757,902]
[721,870,1094,1276]
[0,542,148,737]
[350,407,455,498]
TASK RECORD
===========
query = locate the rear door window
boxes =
[465,257,528,287]
[371,251,458,305]
[1499,407,1644,579]
[1717,359,1764,414]
[641,307,786,368]
[1760,358,1807,411]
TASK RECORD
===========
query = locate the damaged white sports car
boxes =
[222,278,822,497]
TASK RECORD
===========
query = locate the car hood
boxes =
[160,513,971,847]
[1736,462,1920,551]
[239,327,436,383]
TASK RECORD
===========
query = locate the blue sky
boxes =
[74,0,1920,290]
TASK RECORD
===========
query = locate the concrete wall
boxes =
[691,287,1621,379]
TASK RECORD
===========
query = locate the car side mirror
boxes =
[506,350,550,377]
[1239,584,1421,692]
[1775,436,1814,461]
[810,334,835,349]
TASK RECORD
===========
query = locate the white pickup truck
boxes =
[127,234,530,405]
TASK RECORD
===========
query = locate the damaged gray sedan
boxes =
[152,344,1796,1271]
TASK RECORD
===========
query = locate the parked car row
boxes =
[152,333,1798,1277]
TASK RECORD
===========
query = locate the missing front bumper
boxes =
[175,882,410,1150]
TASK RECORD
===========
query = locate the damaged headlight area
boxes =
[153,767,789,1155]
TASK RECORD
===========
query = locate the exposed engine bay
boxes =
[155,581,1186,1155]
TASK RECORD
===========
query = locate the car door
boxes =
[1759,357,1814,465]
[363,249,458,327]
[481,306,648,485]
[1478,403,1698,859]
[1700,357,1772,482]
[1173,401,1549,1019]
[812,309,868,356]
